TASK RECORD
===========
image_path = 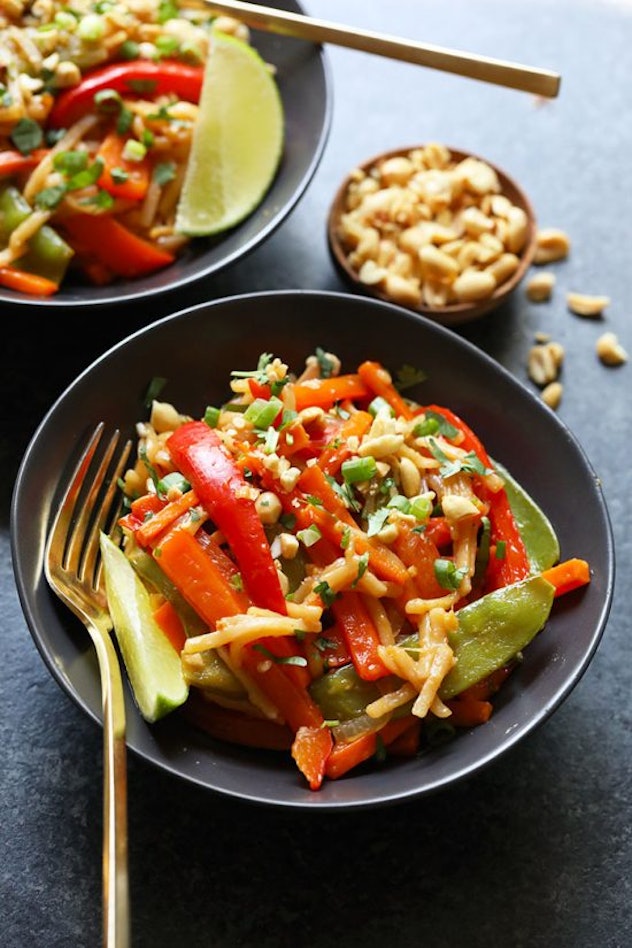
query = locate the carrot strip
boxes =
[290,374,371,411]
[153,599,187,653]
[540,558,591,597]
[135,489,200,547]
[387,719,422,757]
[358,360,415,420]
[0,267,58,296]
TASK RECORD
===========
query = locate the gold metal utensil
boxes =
[197,0,561,97]
[45,423,132,948]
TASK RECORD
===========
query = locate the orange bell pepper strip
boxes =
[96,132,151,201]
[0,266,58,296]
[61,214,175,278]
[357,360,415,420]
[167,421,287,614]
[540,558,590,597]
[290,374,371,411]
[152,599,187,653]
[291,726,334,791]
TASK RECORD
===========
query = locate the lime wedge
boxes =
[100,533,188,722]
[175,32,284,236]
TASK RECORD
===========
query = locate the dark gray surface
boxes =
[1,0,630,945]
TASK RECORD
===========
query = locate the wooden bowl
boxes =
[327,145,537,326]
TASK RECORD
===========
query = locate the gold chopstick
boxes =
[196,0,561,98]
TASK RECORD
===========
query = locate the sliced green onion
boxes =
[341,456,378,484]
[152,161,176,186]
[156,472,190,498]
[77,14,105,42]
[368,396,394,418]
[244,396,283,430]
[110,167,129,184]
[122,139,147,163]
[297,525,322,548]
[495,540,507,560]
[409,494,433,522]
[413,417,440,438]
[54,11,77,31]
[387,494,411,513]
[204,405,221,428]
[94,88,124,112]
[118,40,140,60]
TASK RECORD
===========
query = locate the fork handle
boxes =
[91,623,130,948]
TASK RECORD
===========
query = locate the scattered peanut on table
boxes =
[334,144,532,309]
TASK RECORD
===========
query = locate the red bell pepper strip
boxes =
[0,148,49,177]
[118,492,166,533]
[60,214,175,278]
[0,266,58,296]
[47,60,205,127]
[426,404,530,590]
[167,421,287,614]
[96,132,151,201]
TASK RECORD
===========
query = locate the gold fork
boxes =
[45,423,132,948]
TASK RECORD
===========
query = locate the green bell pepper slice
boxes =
[0,184,73,284]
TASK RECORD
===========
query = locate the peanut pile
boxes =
[334,143,531,310]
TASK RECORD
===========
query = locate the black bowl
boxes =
[0,0,331,309]
[11,291,614,809]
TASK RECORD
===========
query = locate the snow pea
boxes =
[0,184,73,284]
[310,575,555,719]
[438,575,555,698]
[496,459,560,573]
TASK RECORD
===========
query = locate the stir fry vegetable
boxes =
[105,351,591,790]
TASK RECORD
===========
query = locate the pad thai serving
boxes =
[0,1,264,295]
[105,351,590,790]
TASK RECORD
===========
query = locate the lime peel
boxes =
[100,533,188,722]
[176,32,284,237]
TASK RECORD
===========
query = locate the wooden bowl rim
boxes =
[327,145,537,326]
